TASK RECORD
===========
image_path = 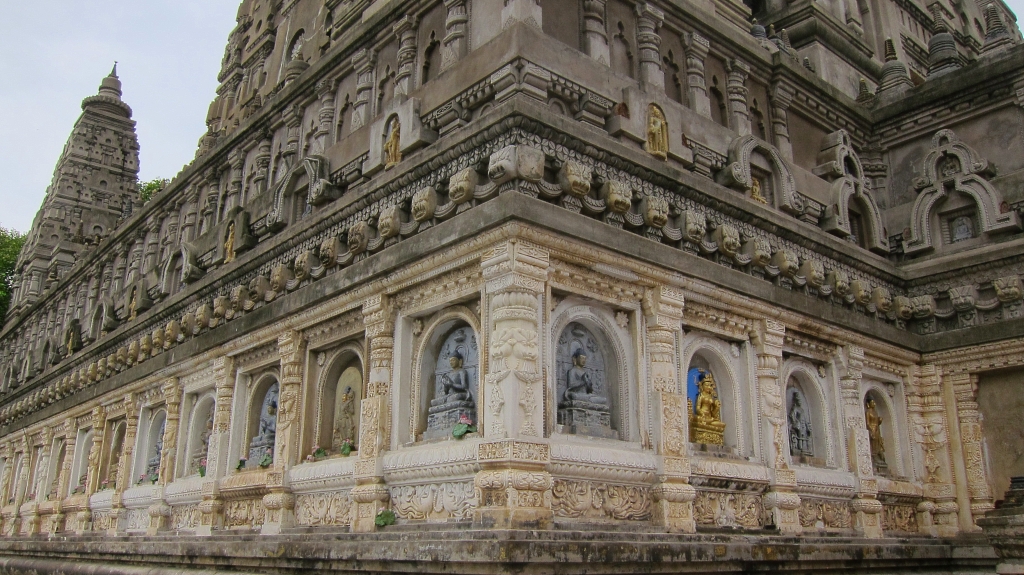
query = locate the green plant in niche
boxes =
[258,449,273,468]
[339,438,354,456]
[452,413,477,439]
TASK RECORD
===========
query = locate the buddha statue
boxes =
[689,371,726,445]
[556,344,613,437]
[425,349,477,438]
[247,386,279,464]
[333,386,357,448]
[788,393,813,457]
[644,104,669,160]
[561,349,607,408]
[865,399,888,473]
[224,221,236,263]
[384,119,401,169]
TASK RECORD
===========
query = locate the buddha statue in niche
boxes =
[424,328,478,439]
[333,385,357,448]
[556,323,614,438]
[865,399,888,474]
[247,384,278,465]
[689,371,726,445]
[788,392,813,457]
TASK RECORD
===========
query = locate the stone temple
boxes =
[2,0,1024,572]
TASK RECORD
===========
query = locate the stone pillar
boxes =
[350,49,377,132]
[282,105,304,174]
[197,357,234,536]
[77,406,106,534]
[755,319,802,534]
[726,58,751,136]
[143,221,160,275]
[252,138,272,197]
[146,380,180,534]
[769,81,795,161]
[393,16,418,97]
[51,420,76,534]
[0,443,15,535]
[949,370,992,531]
[113,394,138,535]
[908,364,958,537]
[22,429,52,536]
[351,295,395,533]
[225,150,244,216]
[836,345,883,537]
[684,32,712,118]
[502,0,542,30]
[474,240,552,529]
[180,189,200,243]
[441,0,469,72]
[635,3,665,88]
[261,331,306,535]
[582,0,610,64]
[202,171,220,232]
[645,286,697,533]
[313,79,337,155]
[10,437,29,535]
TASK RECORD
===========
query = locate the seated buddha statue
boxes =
[560,349,607,409]
[689,371,726,445]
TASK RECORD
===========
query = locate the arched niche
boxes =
[101,420,126,490]
[313,344,364,455]
[814,131,889,254]
[716,134,801,217]
[862,386,905,478]
[46,438,66,501]
[554,321,619,440]
[414,312,480,441]
[244,374,279,468]
[266,156,334,230]
[7,452,23,504]
[550,303,635,442]
[70,428,93,495]
[681,335,750,457]
[182,393,215,477]
[137,409,166,484]
[781,361,836,468]
[903,129,1020,256]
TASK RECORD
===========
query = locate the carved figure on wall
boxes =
[951,215,974,243]
[191,412,213,474]
[384,117,401,169]
[865,399,888,473]
[556,322,614,438]
[689,370,726,445]
[644,104,669,160]
[333,386,356,449]
[224,221,236,263]
[128,287,138,321]
[247,383,279,465]
[750,177,768,205]
[787,389,813,457]
[144,422,165,481]
[424,327,478,439]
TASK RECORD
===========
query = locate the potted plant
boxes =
[312,444,328,460]
[452,413,477,439]
[258,449,273,469]
[100,479,109,491]
[198,458,207,478]
[236,457,247,471]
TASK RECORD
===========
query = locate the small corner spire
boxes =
[110,62,118,78]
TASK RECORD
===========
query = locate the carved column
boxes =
[769,81,795,161]
[313,79,337,155]
[582,0,610,64]
[51,420,76,534]
[441,0,469,72]
[475,240,552,528]
[350,49,377,132]
[282,104,304,174]
[635,3,665,88]
[77,406,106,534]
[202,170,220,232]
[393,16,418,98]
[726,58,751,136]
[180,188,200,243]
[252,137,272,197]
[0,443,15,535]
[501,0,542,29]
[22,429,51,536]
[908,364,958,536]
[948,370,991,531]
[645,286,697,533]
[262,331,306,535]
[114,394,138,534]
[197,357,234,536]
[351,295,395,533]
[684,32,712,118]
[143,221,160,275]
[755,319,801,534]
[836,345,883,537]
[10,437,29,535]
[146,380,180,534]
[225,150,244,216]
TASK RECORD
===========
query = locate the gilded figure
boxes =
[690,371,726,445]
[865,399,887,470]
[644,104,669,160]
[224,221,236,264]
[750,177,768,205]
[384,118,401,169]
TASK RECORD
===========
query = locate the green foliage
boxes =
[138,178,169,204]
[452,423,477,439]
[374,509,396,528]
[0,227,26,320]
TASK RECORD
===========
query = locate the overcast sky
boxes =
[1,1,1022,233]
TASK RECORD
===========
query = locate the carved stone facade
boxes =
[0,0,1021,572]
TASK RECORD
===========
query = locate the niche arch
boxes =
[781,360,838,468]
[549,303,635,442]
[903,129,1020,255]
[312,342,364,455]
[410,307,481,442]
[680,334,752,458]
[135,408,167,484]
[717,134,801,216]
[243,371,280,468]
[181,392,215,478]
[861,384,908,478]
[815,130,889,254]
[102,420,127,490]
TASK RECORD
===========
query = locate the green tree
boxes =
[138,178,169,204]
[0,227,27,320]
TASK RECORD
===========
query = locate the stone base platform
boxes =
[0,528,999,574]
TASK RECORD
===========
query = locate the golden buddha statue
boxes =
[128,287,138,321]
[689,371,726,445]
[224,221,236,264]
